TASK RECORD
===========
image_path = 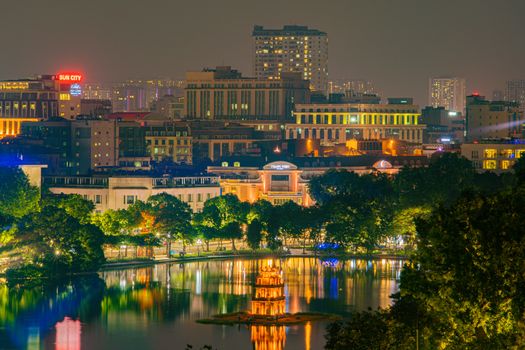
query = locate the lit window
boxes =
[484,149,497,158]
[60,93,71,101]
[501,149,513,158]
[482,160,497,170]
[501,160,512,170]
[516,150,525,159]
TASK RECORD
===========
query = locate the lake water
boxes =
[0,257,404,350]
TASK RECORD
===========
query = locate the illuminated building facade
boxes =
[145,122,192,164]
[184,66,309,121]
[208,157,418,206]
[465,94,523,141]
[461,142,525,173]
[0,73,84,138]
[253,25,328,92]
[56,73,83,119]
[44,175,221,213]
[428,77,466,113]
[0,77,56,137]
[286,98,424,144]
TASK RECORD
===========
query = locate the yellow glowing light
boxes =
[0,82,29,90]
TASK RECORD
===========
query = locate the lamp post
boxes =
[196,239,203,257]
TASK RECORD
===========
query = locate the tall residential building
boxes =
[505,80,525,108]
[252,25,328,93]
[465,94,523,141]
[184,66,310,121]
[428,77,466,113]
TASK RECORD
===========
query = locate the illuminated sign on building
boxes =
[268,163,291,170]
[70,83,82,96]
[0,82,30,90]
[57,73,83,82]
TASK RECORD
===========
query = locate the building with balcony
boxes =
[44,175,221,212]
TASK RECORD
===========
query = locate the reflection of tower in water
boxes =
[250,260,286,350]
[250,325,286,350]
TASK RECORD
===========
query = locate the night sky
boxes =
[2,0,524,105]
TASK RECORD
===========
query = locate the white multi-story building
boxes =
[428,77,466,113]
[253,25,328,93]
[44,175,221,213]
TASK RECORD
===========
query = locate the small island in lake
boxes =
[197,262,340,326]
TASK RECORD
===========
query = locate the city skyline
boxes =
[1,0,524,106]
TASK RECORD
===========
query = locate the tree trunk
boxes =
[182,239,186,253]
[205,240,210,252]
[231,238,236,251]
[166,238,171,258]
[125,245,128,258]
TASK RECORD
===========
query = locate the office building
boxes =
[286,98,425,144]
[0,73,85,137]
[505,80,525,108]
[185,66,310,121]
[465,94,523,141]
[252,25,328,92]
[461,141,525,173]
[428,77,466,113]
[145,122,192,164]
[420,106,464,143]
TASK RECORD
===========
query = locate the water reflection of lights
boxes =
[321,258,340,268]
[55,317,80,350]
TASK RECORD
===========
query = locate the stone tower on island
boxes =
[251,263,286,316]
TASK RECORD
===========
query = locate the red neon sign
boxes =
[57,73,83,82]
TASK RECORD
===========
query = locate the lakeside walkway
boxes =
[100,249,408,271]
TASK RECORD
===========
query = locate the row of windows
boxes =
[297,107,417,113]
[476,160,514,170]
[147,138,190,146]
[123,193,213,205]
[289,127,422,141]
[297,114,418,125]
[472,149,525,159]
